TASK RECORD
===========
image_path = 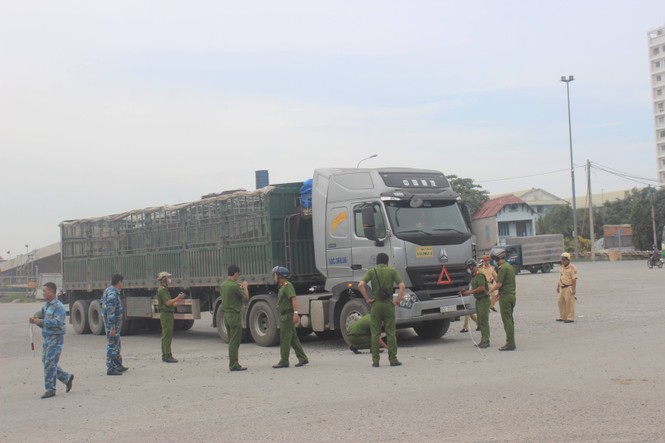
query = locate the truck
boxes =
[60,167,477,346]
[491,234,564,274]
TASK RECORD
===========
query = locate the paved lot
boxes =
[1,260,664,442]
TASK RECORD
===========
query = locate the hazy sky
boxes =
[1,1,664,258]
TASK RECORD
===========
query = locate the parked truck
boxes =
[60,167,477,346]
[491,234,564,274]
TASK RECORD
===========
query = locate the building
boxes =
[492,188,568,217]
[648,25,665,185]
[471,195,538,253]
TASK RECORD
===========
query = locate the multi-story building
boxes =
[649,26,665,185]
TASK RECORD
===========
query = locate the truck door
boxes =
[325,205,353,278]
[351,202,390,281]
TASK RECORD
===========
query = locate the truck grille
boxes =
[406,265,470,300]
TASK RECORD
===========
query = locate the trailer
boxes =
[61,167,477,345]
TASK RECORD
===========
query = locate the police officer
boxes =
[358,252,406,367]
[556,252,578,323]
[489,249,516,351]
[156,272,185,363]
[101,273,127,375]
[460,259,490,348]
[220,264,250,371]
[29,282,74,399]
[480,255,499,312]
[271,266,309,369]
[347,314,388,354]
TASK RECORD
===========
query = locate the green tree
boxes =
[447,175,489,216]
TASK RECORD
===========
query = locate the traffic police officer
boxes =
[272,266,309,368]
[358,252,406,367]
[29,282,74,399]
[490,249,517,351]
[156,272,185,363]
[461,259,490,348]
[556,252,578,323]
[220,264,250,371]
[101,273,127,375]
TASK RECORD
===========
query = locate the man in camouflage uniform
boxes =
[358,253,406,367]
[101,273,127,375]
[29,282,74,399]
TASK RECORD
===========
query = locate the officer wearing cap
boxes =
[556,252,578,323]
[461,259,490,348]
[480,255,499,312]
[489,248,516,351]
[156,272,185,363]
[271,266,309,369]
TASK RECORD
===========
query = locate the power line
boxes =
[590,161,660,187]
[476,166,583,183]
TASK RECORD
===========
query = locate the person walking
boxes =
[460,259,490,348]
[479,255,499,312]
[347,313,388,354]
[156,272,185,363]
[220,264,250,371]
[459,313,478,333]
[358,252,406,367]
[101,273,128,375]
[271,266,309,369]
[29,282,74,399]
[556,252,578,323]
[490,249,516,351]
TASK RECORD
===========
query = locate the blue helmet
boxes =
[272,266,290,278]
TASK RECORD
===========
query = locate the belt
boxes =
[560,284,571,288]
[281,308,294,315]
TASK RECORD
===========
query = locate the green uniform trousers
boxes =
[499,293,516,348]
[370,301,397,364]
[224,311,242,369]
[475,296,491,344]
[278,314,307,365]
[347,332,372,349]
[160,312,174,359]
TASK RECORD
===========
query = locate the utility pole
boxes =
[561,75,578,258]
[587,160,595,261]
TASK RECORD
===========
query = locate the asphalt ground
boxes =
[1,259,663,442]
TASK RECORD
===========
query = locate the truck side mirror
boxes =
[361,206,378,241]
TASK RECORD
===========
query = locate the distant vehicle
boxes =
[491,234,565,274]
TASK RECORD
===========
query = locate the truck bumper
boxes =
[394,292,476,324]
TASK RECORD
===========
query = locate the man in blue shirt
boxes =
[29,282,74,399]
[101,274,127,375]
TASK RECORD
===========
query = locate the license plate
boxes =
[440,305,456,313]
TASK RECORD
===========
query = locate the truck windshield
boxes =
[384,200,469,236]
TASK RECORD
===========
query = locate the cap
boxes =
[271,266,290,278]
[561,252,571,260]
[482,255,490,261]
[157,271,172,280]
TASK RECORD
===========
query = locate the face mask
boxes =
[467,268,472,275]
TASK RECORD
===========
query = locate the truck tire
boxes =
[414,319,450,339]
[215,308,229,343]
[314,330,341,340]
[340,298,370,346]
[248,301,280,347]
[529,266,539,274]
[71,300,91,334]
[88,300,105,335]
[542,263,552,273]
[179,320,194,331]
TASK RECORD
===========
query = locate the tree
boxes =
[447,175,489,216]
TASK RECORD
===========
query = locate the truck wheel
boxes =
[179,320,194,331]
[248,301,279,347]
[529,266,538,274]
[215,308,230,343]
[542,263,552,273]
[88,300,105,335]
[71,300,91,334]
[340,298,370,346]
[414,319,450,339]
[314,330,341,340]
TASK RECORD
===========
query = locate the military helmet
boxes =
[490,248,506,260]
[465,258,478,268]
[157,271,172,281]
[272,266,290,278]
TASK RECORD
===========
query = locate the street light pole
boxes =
[561,75,579,258]
[356,154,378,168]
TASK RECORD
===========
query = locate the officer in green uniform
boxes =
[220,264,249,371]
[347,314,387,353]
[271,266,309,369]
[358,253,406,367]
[460,259,490,348]
[156,272,185,363]
[490,249,516,351]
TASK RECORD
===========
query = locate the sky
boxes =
[1,1,664,258]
